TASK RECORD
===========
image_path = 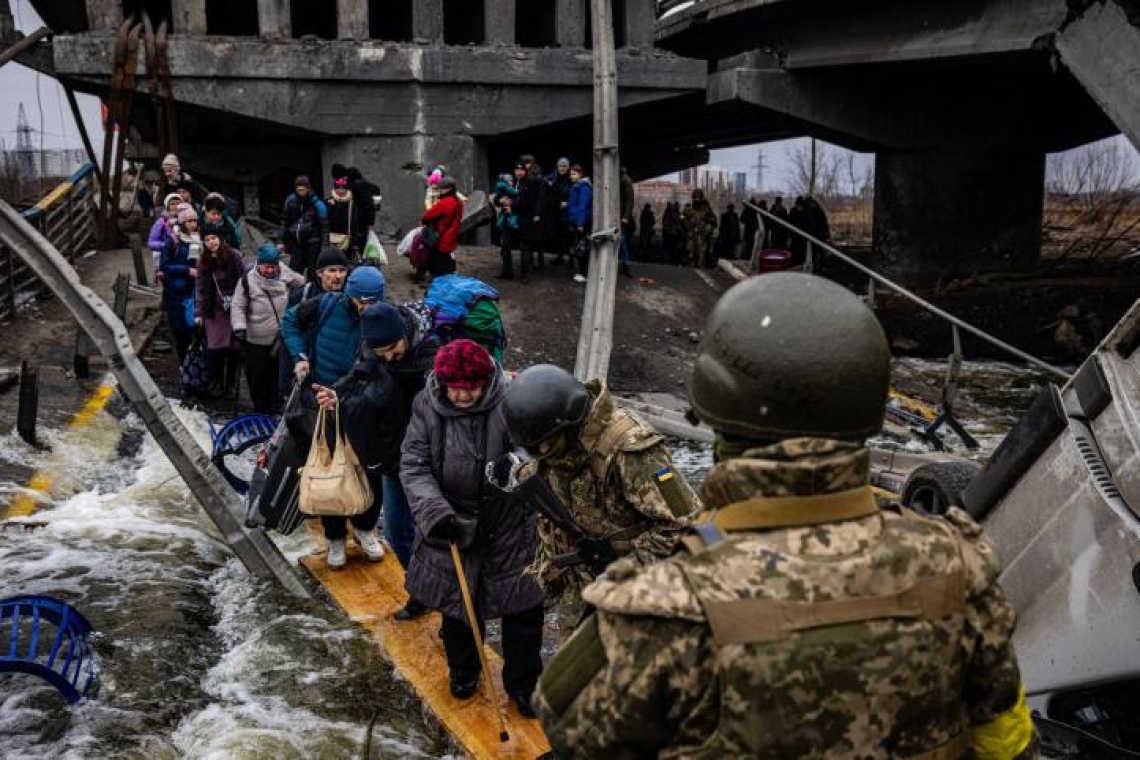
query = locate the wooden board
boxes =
[300,537,552,760]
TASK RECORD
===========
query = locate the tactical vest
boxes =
[561,407,664,548]
[676,487,972,760]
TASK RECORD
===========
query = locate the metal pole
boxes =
[574,0,620,382]
[0,25,50,68]
[62,85,102,182]
[745,200,1071,381]
[0,199,312,598]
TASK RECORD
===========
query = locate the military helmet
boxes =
[689,272,890,442]
[504,364,591,448]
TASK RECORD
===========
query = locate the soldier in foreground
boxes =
[500,365,700,634]
[534,273,1036,759]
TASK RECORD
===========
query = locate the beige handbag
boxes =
[298,403,373,517]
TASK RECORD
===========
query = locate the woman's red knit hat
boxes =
[434,339,495,390]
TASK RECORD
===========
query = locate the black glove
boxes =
[234,329,247,343]
[577,536,618,576]
[431,514,478,551]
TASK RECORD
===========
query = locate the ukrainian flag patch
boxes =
[654,466,675,482]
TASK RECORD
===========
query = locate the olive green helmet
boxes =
[504,364,591,448]
[689,273,890,442]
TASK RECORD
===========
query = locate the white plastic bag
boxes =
[363,230,389,265]
[397,226,421,257]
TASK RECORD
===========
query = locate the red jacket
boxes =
[422,194,463,254]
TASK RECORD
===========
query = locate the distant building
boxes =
[734,172,748,196]
[634,179,688,204]
[0,148,87,180]
[678,165,733,194]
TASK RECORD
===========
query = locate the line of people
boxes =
[492,155,636,285]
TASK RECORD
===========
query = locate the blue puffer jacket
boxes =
[567,177,593,230]
[159,237,197,330]
[281,292,361,385]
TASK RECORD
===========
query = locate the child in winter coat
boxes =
[567,164,593,283]
[147,192,183,266]
[158,203,203,362]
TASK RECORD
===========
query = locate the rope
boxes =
[745,201,1072,381]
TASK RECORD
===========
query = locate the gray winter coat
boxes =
[401,370,544,621]
[230,264,304,346]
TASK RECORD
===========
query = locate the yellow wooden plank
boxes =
[301,543,552,760]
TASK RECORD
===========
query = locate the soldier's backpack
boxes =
[423,274,507,363]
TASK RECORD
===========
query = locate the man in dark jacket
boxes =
[159,153,209,205]
[402,340,545,716]
[740,199,759,259]
[356,301,444,620]
[618,166,635,277]
[285,266,387,568]
[277,175,330,280]
[770,196,790,250]
[788,196,811,266]
[638,203,655,262]
[717,203,741,262]
[545,158,573,265]
[515,161,548,282]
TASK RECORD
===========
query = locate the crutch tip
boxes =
[499,731,510,743]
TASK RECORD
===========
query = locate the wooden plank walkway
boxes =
[300,543,552,760]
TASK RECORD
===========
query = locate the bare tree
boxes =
[1047,138,1140,210]
[786,140,843,199]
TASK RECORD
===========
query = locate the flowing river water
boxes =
[0,358,1052,758]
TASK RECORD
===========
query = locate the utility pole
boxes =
[574,0,620,382]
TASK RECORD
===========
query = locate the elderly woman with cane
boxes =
[400,339,545,719]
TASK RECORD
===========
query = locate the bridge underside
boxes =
[46,34,706,227]
[657,0,1138,286]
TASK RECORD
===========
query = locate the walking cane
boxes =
[449,541,511,743]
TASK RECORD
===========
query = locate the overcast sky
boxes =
[2,0,1135,193]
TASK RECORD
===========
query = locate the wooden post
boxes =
[129,233,149,286]
[16,360,37,447]
[113,273,130,322]
[74,327,91,379]
[574,0,620,382]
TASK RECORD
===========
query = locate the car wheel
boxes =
[901,461,980,516]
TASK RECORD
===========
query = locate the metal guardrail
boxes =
[0,163,98,322]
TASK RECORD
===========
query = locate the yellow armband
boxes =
[972,686,1035,760]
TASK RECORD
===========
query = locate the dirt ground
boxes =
[386,245,725,394]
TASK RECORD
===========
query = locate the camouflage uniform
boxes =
[681,201,717,268]
[535,438,1029,759]
[531,379,700,618]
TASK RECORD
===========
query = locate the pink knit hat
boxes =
[176,203,198,224]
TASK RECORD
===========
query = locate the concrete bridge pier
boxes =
[872,149,1045,287]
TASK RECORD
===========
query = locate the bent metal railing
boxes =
[744,200,1072,382]
[0,163,98,322]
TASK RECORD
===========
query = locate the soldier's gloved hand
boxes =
[577,537,618,575]
[487,452,521,490]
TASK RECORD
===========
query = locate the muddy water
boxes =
[0,359,1046,758]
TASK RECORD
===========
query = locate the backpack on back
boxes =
[423,274,507,362]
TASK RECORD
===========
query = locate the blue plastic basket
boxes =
[0,595,98,704]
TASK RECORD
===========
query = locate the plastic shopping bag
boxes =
[363,230,388,265]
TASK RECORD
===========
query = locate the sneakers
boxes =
[354,529,385,562]
[573,274,587,284]
[326,539,347,569]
